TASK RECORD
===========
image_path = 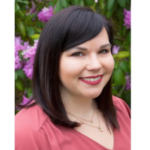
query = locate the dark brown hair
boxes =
[20,6,119,130]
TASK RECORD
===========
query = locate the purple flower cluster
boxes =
[15,37,29,70]
[123,9,131,29]
[15,36,38,79]
[125,75,131,90]
[95,0,98,2]
[22,40,38,79]
[37,6,54,23]
[21,95,30,105]
[112,45,120,54]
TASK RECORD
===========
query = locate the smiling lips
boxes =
[79,75,103,85]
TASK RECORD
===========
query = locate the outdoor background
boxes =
[15,0,131,114]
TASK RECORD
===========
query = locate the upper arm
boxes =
[15,124,41,150]
[120,99,131,118]
[113,96,131,118]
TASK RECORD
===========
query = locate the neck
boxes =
[61,91,98,120]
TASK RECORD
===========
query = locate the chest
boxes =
[74,126,114,150]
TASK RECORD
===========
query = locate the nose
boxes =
[86,54,102,71]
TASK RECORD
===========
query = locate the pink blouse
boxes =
[15,96,131,150]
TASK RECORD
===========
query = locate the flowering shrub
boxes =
[15,0,131,113]
[23,40,38,79]
[38,6,54,23]
[112,45,120,54]
[123,9,131,29]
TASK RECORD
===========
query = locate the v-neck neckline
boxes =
[72,128,115,150]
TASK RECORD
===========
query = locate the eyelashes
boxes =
[71,49,109,57]
[71,52,83,57]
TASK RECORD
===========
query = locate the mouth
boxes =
[79,75,103,85]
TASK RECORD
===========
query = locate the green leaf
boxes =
[84,0,94,6]
[106,10,113,19]
[55,0,62,13]
[61,0,69,8]
[16,69,26,79]
[15,71,18,80]
[16,10,24,17]
[17,0,29,5]
[16,19,26,37]
[111,87,118,95]
[15,80,24,91]
[33,27,42,34]
[113,51,130,59]
[70,0,80,5]
[49,1,54,7]
[113,68,126,85]
[25,14,35,22]
[107,0,115,10]
[80,0,84,6]
[120,60,129,73]
[126,0,130,3]
[26,88,33,98]
[15,3,20,12]
[52,0,57,5]
[129,59,131,71]
[31,34,40,40]
[26,26,35,37]
[126,31,131,45]
[117,0,126,8]
[114,61,119,69]
[122,26,127,36]
[117,51,130,58]
[27,90,32,98]
[75,0,81,5]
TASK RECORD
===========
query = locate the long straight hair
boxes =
[20,6,119,130]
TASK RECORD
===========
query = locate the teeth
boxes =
[82,77,101,82]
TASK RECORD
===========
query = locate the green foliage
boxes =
[113,68,126,85]
[15,0,131,109]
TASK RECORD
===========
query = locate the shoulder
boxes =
[15,104,49,149]
[15,104,49,131]
[112,95,131,118]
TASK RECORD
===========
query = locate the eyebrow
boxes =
[69,44,112,51]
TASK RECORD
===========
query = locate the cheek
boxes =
[102,55,114,72]
[59,57,82,82]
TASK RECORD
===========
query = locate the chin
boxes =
[83,90,102,99]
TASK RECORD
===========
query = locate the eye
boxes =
[99,49,109,54]
[71,52,83,57]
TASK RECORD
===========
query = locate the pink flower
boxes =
[15,37,30,70]
[23,40,38,59]
[21,96,30,105]
[112,45,120,54]
[123,9,131,29]
[22,41,29,50]
[22,40,38,79]
[15,37,24,51]
[23,57,34,79]
[37,6,54,23]
[95,0,98,2]
[15,51,22,70]
[125,75,131,90]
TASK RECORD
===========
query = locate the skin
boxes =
[59,27,115,119]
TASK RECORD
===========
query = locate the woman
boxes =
[15,6,131,150]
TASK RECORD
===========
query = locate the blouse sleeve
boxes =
[113,96,131,118]
[15,123,42,150]
[120,99,131,118]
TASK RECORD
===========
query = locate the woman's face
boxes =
[59,28,114,99]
